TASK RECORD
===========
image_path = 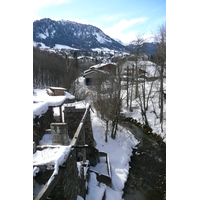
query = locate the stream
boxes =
[121,119,166,200]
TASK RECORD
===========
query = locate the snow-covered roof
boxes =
[33,101,49,118]
[78,56,85,59]
[49,86,67,91]
[64,101,88,109]
[33,89,75,118]
[82,62,116,77]
[89,62,116,70]
[83,68,109,78]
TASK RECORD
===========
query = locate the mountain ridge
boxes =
[33,18,156,55]
[33,18,125,51]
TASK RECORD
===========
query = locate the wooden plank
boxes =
[34,173,60,200]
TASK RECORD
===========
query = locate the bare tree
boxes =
[123,61,135,112]
[154,23,166,132]
[93,93,110,142]
[91,73,112,142]
[131,34,146,99]
[136,62,156,128]
[129,63,135,111]
[126,65,130,108]
[110,62,123,139]
[92,61,123,141]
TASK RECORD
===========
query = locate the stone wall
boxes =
[33,107,54,145]
[63,106,95,147]
[50,123,69,145]
[48,149,79,200]
[64,106,85,139]
[77,162,90,198]
[64,106,97,166]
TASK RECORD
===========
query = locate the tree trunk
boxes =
[111,120,115,139]
[126,65,129,108]
[135,62,138,99]
[160,64,164,132]
[129,64,134,112]
[113,116,118,139]
[105,120,108,142]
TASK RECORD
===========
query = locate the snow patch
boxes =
[39,134,52,145]
[37,33,47,39]
[33,145,71,184]
[53,44,79,50]
[33,41,50,49]
[86,172,106,200]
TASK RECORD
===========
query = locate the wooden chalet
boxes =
[83,63,117,86]
[47,87,67,96]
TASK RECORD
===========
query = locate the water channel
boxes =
[121,119,166,200]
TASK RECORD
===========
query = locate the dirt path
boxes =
[121,120,166,200]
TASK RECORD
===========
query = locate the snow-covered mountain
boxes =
[113,38,124,45]
[33,18,125,51]
[125,41,156,56]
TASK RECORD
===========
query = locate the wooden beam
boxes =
[59,106,62,122]
[71,145,89,148]
[34,174,60,200]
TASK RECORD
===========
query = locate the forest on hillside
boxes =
[33,47,80,91]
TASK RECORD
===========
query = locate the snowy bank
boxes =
[86,109,139,199]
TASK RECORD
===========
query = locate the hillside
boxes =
[33,18,156,56]
[33,18,124,51]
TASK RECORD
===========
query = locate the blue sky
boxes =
[33,0,166,44]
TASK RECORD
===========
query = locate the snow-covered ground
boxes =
[53,44,79,51]
[33,41,79,51]
[86,110,139,199]
[92,47,116,55]
[121,61,166,142]
[33,41,50,49]
[120,78,166,142]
